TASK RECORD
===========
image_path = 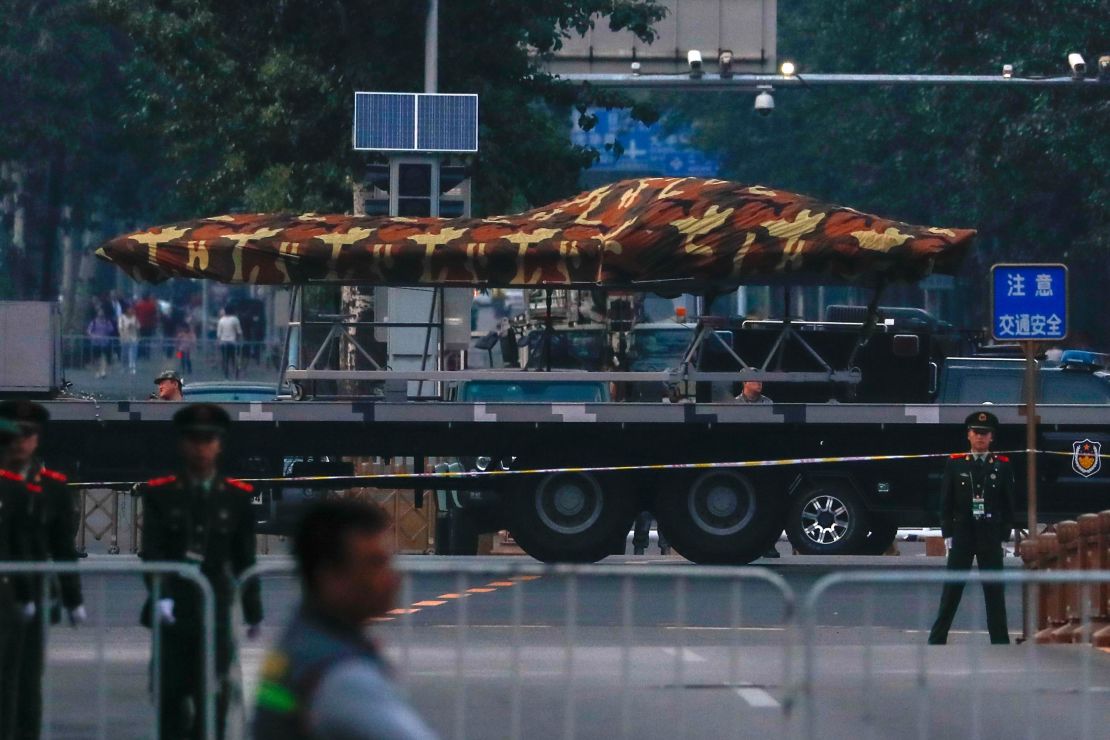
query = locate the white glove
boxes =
[69,605,88,626]
[20,602,36,622]
[246,623,262,641]
[156,598,176,625]
[944,537,953,550]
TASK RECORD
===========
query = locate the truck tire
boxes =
[861,514,899,555]
[655,471,784,564]
[786,482,871,555]
[508,472,636,563]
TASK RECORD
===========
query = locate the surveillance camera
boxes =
[630,61,641,76]
[687,49,703,78]
[754,89,774,116]
[1068,52,1086,79]
[1002,63,1013,79]
[718,50,733,79]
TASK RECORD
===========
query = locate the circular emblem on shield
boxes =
[1072,439,1102,478]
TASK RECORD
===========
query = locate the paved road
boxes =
[31,552,1110,739]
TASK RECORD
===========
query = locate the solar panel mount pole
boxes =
[425,0,438,94]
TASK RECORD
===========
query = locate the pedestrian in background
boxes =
[175,321,196,375]
[735,380,771,404]
[133,292,159,359]
[86,308,114,379]
[118,305,140,375]
[0,417,33,740]
[0,401,86,740]
[140,404,262,739]
[928,410,1015,645]
[253,499,438,740]
[216,308,242,379]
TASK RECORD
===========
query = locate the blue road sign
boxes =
[991,263,1068,341]
[569,108,719,177]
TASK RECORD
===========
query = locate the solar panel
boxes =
[353,92,478,152]
[417,94,478,152]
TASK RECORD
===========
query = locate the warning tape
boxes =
[65,448,1039,491]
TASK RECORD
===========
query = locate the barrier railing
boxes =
[797,569,1110,740]
[0,562,216,740]
[235,559,797,740]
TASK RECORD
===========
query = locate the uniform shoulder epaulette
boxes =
[225,477,254,493]
[26,482,42,494]
[40,468,67,483]
[996,455,1010,463]
[949,453,965,459]
[0,469,23,482]
[146,475,178,487]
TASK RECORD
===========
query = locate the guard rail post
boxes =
[1053,521,1082,643]
[0,561,216,740]
[1033,532,1064,643]
[1094,511,1110,647]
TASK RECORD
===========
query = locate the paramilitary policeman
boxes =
[1,417,33,740]
[928,410,1015,645]
[140,403,262,740]
[0,400,86,740]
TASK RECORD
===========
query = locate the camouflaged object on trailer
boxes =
[95,177,975,288]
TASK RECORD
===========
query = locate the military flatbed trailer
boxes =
[39,399,1110,564]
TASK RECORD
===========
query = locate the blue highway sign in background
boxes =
[570,107,719,177]
[991,263,1068,341]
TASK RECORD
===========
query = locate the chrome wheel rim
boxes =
[801,494,851,545]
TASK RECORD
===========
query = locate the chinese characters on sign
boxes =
[991,264,1068,341]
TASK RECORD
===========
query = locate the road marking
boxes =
[735,688,780,708]
[387,608,421,615]
[432,624,551,629]
[467,587,496,593]
[511,575,542,582]
[412,600,446,607]
[370,616,396,622]
[487,581,516,587]
[661,647,706,662]
[437,593,470,599]
[663,626,785,632]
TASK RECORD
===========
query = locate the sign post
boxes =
[990,263,1068,641]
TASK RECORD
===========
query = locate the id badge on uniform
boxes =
[972,494,986,520]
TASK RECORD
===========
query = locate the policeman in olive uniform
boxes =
[154,370,185,401]
[928,410,1015,645]
[1,418,33,740]
[140,403,262,740]
[0,400,86,740]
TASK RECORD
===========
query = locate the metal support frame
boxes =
[560,72,1110,90]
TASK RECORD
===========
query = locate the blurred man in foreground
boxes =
[253,500,438,739]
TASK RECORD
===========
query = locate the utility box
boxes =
[0,302,62,395]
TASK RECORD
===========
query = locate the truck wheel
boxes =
[861,514,899,555]
[508,472,635,563]
[655,471,783,564]
[786,483,871,555]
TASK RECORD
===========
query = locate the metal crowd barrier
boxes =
[796,569,1110,740]
[0,562,216,740]
[235,560,797,740]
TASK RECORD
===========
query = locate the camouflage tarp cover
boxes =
[96,177,974,288]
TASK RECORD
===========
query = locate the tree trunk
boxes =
[339,180,375,394]
[39,154,66,301]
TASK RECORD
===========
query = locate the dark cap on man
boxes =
[965,410,998,432]
[173,403,231,436]
[0,417,20,442]
[0,399,49,434]
[155,370,183,386]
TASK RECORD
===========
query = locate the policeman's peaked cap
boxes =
[173,403,231,435]
[965,410,998,432]
[0,399,49,432]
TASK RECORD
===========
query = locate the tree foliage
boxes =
[93,0,667,216]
